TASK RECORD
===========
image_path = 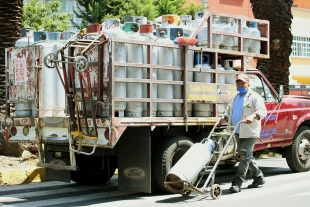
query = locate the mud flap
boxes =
[45,145,71,183]
[117,127,151,193]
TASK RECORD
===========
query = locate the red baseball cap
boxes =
[236,74,250,82]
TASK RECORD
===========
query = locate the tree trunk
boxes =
[250,0,293,95]
[0,0,23,143]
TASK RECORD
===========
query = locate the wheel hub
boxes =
[298,138,310,161]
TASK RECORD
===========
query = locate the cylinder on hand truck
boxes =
[165,138,216,192]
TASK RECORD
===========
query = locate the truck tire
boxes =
[285,126,310,172]
[153,136,194,193]
[71,155,117,184]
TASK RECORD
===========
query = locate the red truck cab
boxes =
[247,68,310,172]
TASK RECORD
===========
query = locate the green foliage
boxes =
[72,0,123,30]
[118,0,158,22]
[72,0,204,30]
[23,0,71,32]
[155,0,186,16]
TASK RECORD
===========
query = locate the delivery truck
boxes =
[3,11,310,193]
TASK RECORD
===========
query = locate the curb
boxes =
[0,167,46,186]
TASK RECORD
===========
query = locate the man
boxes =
[219,74,267,193]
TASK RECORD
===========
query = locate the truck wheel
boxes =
[285,126,310,172]
[71,155,117,184]
[153,136,194,193]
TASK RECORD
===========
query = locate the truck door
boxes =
[250,75,287,147]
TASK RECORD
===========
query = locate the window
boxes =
[292,36,310,57]
[250,75,276,102]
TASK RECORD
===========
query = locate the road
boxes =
[0,157,310,207]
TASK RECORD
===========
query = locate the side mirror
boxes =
[278,85,284,102]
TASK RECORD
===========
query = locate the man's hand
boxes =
[244,114,258,124]
[219,116,227,125]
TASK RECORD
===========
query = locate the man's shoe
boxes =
[248,179,266,188]
[229,185,241,193]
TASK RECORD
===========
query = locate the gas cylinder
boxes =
[87,23,102,33]
[194,10,208,46]
[21,28,34,38]
[220,17,234,50]
[179,15,195,38]
[53,42,67,116]
[124,15,135,23]
[165,138,216,191]
[125,30,146,117]
[162,14,179,27]
[173,46,193,117]
[217,64,226,84]
[34,31,48,42]
[212,16,221,49]
[103,18,127,117]
[124,22,140,33]
[249,22,261,54]
[134,16,147,25]
[140,24,158,117]
[49,32,62,40]
[232,19,239,51]
[193,53,213,117]
[242,21,250,52]
[157,30,174,117]
[222,59,235,84]
[37,42,65,117]
[16,28,34,47]
[179,15,192,27]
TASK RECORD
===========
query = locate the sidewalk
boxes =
[0,167,45,186]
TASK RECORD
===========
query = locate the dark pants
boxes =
[231,134,264,187]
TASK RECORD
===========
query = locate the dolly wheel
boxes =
[73,56,88,72]
[210,184,222,200]
[182,191,191,197]
[44,53,56,68]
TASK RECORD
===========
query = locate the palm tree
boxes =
[0,0,23,143]
[250,0,293,95]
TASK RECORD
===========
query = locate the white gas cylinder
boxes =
[157,38,174,117]
[212,16,221,49]
[220,17,234,50]
[243,21,250,52]
[165,138,216,191]
[222,59,235,84]
[125,32,146,117]
[194,11,208,46]
[173,47,193,117]
[140,24,158,117]
[134,16,147,24]
[103,18,127,117]
[193,63,213,117]
[249,22,261,54]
